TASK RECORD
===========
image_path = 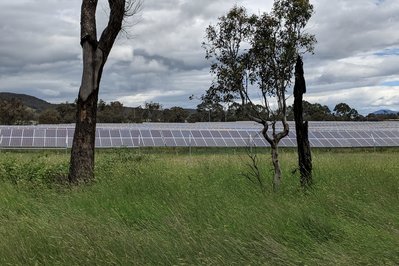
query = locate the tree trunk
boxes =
[271,143,282,191]
[69,92,98,183]
[293,56,312,188]
[68,0,125,183]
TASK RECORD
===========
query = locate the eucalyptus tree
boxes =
[202,5,254,106]
[69,0,142,183]
[203,0,315,190]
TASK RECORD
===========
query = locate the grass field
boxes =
[0,148,398,265]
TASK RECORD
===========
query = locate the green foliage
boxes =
[0,152,68,187]
[0,98,36,125]
[0,149,398,264]
[334,102,362,120]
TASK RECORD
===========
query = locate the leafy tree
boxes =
[127,106,144,123]
[202,5,253,106]
[196,97,225,122]
[56,102,76,123]
[0,99,35,125]
[163,107,189,123]
[69,0,142,183]
[143,102,162,122]
[334,103,361,121]
[38,108,61,124]
[97,100,125,123]
[303,101,332,121]
[203,0,315,190]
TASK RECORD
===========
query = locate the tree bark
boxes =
[293,56,312,188]
[271,143,282,191]
[69,0,125,183]
[261,124,287,191]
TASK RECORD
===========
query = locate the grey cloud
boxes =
[0,0,398,112]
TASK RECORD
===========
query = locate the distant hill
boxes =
[0,92,53,111]
[372,109,398,115]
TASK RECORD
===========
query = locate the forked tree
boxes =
[203,0,315,190]
[69,0,141,183]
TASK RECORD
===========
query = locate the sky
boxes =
[0,0,398,115]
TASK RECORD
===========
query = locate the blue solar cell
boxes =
[45,138,56,147]
[153,138,164,146]
[164,138,176,146]
[140,130,151,138]
[110,130,120,138]
[33,137,45,147]
[13,129,23,137]
[171,130,183,138]
[161,130,173,138]
[121,138,134,147]
[1,129,11,137]
[35,129,45,138]
[142,138,155,146]
[203,138,217,146]
[201,130,212,138]
[180,130,191,137]
[120,129,130,137]
[195,139,207,146]
[100,138,112,147]
[99,129,110,138]
[210,131,222,138]
[191,131,202,138]
[46,129,56,138]
[130,130,140,138]
[57,138,67,147]
[150,130,161,137]
[111,138,123,146]
[57,128,67,138]
[10,138,21,147]
[22,137,34,147]
[23,129,34,137]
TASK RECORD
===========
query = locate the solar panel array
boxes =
[0,121,398,149]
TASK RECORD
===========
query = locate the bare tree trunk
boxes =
[68,0,126,183]
[69,94,98,183]
[271,143,282,191]
[293,56,312,188]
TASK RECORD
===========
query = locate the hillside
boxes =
[0,92,53,111]
[372,109,398,115]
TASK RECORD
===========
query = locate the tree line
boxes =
[0,97,396,125]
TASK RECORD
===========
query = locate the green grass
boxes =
[0,148,398,265]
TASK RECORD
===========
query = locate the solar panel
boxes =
[0,121,399,149]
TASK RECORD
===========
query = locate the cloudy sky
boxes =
[0,0,398,114]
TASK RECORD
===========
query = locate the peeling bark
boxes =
[293,56,312,188]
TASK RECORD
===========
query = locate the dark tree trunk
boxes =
[293,56,312,188]
[68,0,125,183]
[69,92,99,183]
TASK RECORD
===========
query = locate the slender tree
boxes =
[69,0,141,183]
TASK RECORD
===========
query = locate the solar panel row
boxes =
[1,122,399,149]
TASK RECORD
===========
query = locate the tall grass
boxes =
[0,148,398,265]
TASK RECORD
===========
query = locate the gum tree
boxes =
[203,0,315,190]
[69,0,141,183]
